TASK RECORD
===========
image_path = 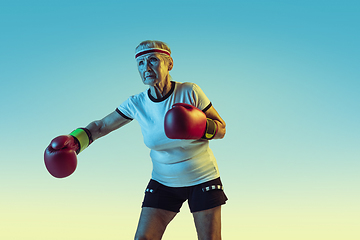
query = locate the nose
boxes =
[144,60,152,71]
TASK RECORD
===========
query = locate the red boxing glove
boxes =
[44,128,93,178]
[164,103,218,140]
[44,135,79,178]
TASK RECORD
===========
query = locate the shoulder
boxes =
[175,81,200,93]
[127,89,148,103]
[119,89,148,111]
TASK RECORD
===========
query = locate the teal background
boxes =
[1,0,359,239]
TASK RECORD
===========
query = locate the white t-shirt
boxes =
[117,81,220,187]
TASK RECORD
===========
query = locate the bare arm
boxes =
[204,106,226,139]
[86,111,132,141]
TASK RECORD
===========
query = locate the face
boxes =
[137,53,172,86]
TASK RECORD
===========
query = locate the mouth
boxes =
[145,74,156,79]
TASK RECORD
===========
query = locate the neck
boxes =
[149,78,172,99]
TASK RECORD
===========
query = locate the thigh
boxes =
[188,177,228,213]
[142,179,187,213]
[192,206,222,240]
[134,207,177,240]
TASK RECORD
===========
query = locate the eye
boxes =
[149,57,158,63]
[138,60,144,66]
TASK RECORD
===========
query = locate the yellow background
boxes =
[1,0,359,239]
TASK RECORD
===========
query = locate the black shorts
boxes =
[141,177,228,213]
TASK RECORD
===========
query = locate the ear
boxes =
[168,57,174,71]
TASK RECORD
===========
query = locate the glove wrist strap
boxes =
[70,128,93,154]
[202,119,218,140]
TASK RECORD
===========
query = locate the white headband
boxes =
[135,48,171,59]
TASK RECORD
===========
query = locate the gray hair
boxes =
[135,40,173,66]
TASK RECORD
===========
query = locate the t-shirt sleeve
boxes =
[116,97,135,120]
[192,83,212,112]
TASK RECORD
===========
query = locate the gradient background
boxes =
[1,0,359,239]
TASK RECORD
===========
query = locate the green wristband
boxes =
[70,128,92,153]
[202,119,218,140]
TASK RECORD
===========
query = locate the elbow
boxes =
[221,127,226,139]
[218,126,226,139]
[215,121,226,139]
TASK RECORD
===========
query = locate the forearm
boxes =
[204,106,226,140]
[213,119,226,139]
[85,111,132,141]
[85,120,107,141]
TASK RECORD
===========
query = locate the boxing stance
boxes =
[44,103,220,178]
[44,40,227,240]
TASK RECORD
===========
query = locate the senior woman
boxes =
[44,40,228,240]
